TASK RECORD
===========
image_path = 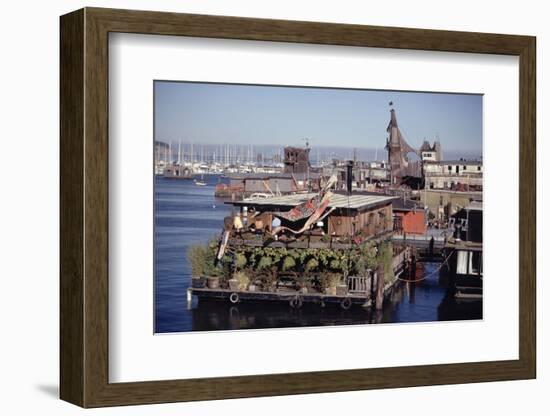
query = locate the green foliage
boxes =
[217,241,387,283]
[378,242,395,283]
[235,253,247,270]
[320,272,342,291]
[282,256,296,271]
[257,256,273,270]
[233,270,250,290]
[188,238,223,278]
[188,244,207,277]
[305,258,319,272]
[203,241,220,277]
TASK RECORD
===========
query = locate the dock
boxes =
[188,287,373,309]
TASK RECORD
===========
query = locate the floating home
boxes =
[229,192,395,239]
[188,187,413,310]
[443,202,483,299]
[214,172,322,199]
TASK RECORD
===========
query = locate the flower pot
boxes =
[191,277,206,288]
[228,278,239,291]
[206,276,220,289]
[248,284,257,292]
[336,284,348,296]
[325,287,337,296]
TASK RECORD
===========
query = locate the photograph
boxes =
[153,81,484,333]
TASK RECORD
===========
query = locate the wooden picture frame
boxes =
[60,7,536,408]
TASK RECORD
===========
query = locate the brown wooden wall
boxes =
[328,204,392,237]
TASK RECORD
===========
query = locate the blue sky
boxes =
[154,81,482,157]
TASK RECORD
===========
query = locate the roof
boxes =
[228,192,396,211]
[228,172,321,181]
[392,197,425,212]
[465,201,483,211]
[452,201,483,219]
[424,159,482,166]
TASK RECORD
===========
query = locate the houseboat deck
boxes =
[188,287,375,309]
[189,246,412,309]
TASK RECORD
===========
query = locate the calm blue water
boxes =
[154,176,481,333]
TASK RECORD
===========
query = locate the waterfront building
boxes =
[283,146,311,174]
[215,172,321,198]
[444,201,483,299]
[419,140,443,162]
[392,198,427,235]
[423,159,483,191]
[163,164,193,179]
[229,192,396,240]
[330,160,389,191]
[421,188,482,222]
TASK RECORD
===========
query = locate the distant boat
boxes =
[244,192,272,201]
[195,174,207,186]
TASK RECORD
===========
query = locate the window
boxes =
[456,251,468,274]
[448,165,452,171]
[463,165,467,170]
[469,252,482,275]
[477,166,481,171]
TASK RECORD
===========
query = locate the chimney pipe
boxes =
[346,160,354,195]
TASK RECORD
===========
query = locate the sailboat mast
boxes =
[169,141,172,165]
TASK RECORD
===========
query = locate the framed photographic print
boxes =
[60,7,536,407]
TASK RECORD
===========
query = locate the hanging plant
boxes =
[282,256,296,271]
[257,256,273,270]
[235,252,247,270]
[305,258,319,272]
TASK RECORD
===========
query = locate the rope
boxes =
[394,251,452,283]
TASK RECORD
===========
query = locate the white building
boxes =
[423,160,483,190]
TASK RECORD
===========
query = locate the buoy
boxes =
[229,292,240,304]
[340,297,353,310]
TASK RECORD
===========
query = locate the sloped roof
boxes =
[229,192,396,211]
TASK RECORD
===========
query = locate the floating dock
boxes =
[188,287,376,309]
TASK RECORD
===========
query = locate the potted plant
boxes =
[321,272,341,296]
[228,253,248,290]
[228,277,239,291]
[336,282,348,296]
[203,241,223,289]
[188,244,207,288]
[234,270,250,291]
